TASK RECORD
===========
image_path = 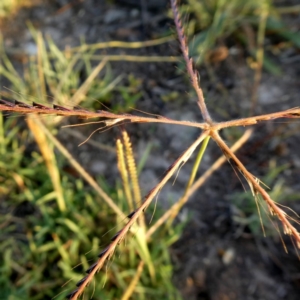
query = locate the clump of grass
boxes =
[0,112,183,299]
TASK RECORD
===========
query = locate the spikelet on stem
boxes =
[122,131,146,227]
[116,137,134,211]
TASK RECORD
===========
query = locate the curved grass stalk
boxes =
[69,36,175,52]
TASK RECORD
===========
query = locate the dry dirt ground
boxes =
[1,0,300,299]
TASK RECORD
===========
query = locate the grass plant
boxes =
[0,0,300,299]
[0,113,183,299]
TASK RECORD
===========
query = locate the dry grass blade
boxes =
[69,36,175,52]
[86,54,180,62]
[27,116,66,212]
[120,260,144,300]
[67,131,208,299]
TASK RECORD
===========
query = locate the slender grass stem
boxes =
[185,136,210,193]
[165,136,210,227]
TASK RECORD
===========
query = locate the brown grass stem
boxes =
[0,101,208,129]
[211,130,300,248]
[170,0,212,124]
[214,108,300,130]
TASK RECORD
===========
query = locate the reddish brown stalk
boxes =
[66,132,208,300]
[211,131,300,247]
[170,0,212,124]
[1,100,300,132]
[215,108,300,130]
[0,100,207,129]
